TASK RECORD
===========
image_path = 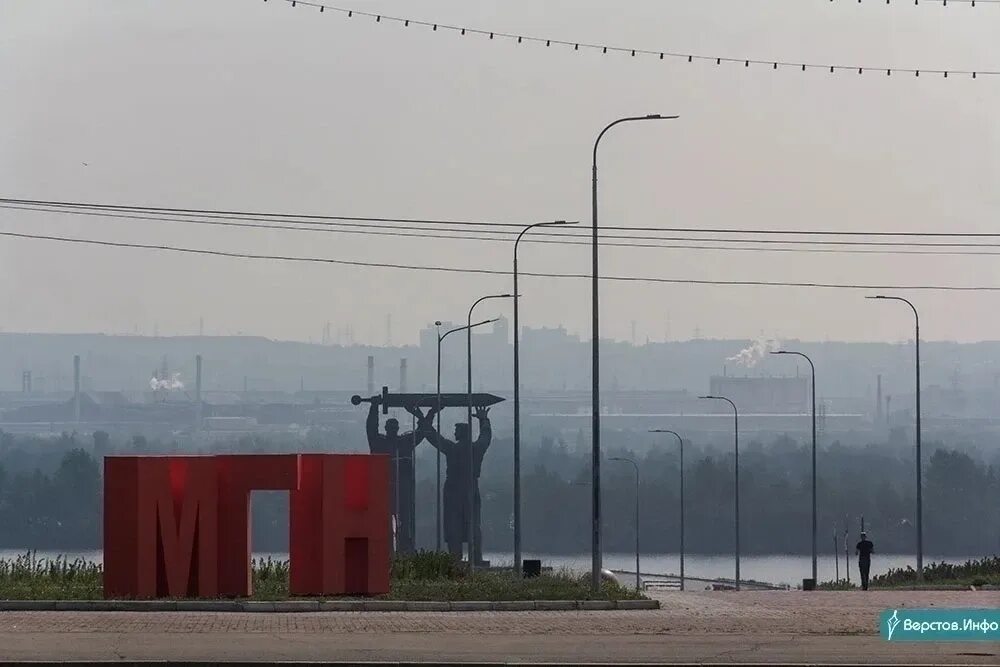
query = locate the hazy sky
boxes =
[3,0,1000,344]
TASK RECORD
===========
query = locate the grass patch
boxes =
[1,551,644,602]
[816,556,1000,590]
[871,556,1000,588]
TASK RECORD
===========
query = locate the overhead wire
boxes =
[10,202,1000,255]
[4,198,1000,239]
[5,203,1000,255]
[1,228,998,292]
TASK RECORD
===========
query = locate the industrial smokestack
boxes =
[73,355,81,423]
[400,358,408,393]
[195,354,203,427]
[875,374,883,423]
[367,355,375,395]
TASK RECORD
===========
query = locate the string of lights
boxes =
[4,198,1000,239]
[7,203,1000,256]
[268,0,1000,78]
[827,0,999,5]
[1,228,998,291]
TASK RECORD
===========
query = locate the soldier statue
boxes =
[418,406,492,563]
[366,398,426,554]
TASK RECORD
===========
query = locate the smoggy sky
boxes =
[2,0,999,344]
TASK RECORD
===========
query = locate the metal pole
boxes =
[438,318,498,556]
[467,316,473,568]
[467,295,512,569]
[513,247,520,575]
[811,359,816,583]
[634,464,640,592]
[867,295,922,580]
[650,429,684,590]
[610,457,640,591]
[772,350,818,584]
[915,306,922,581]
[701,395,739,590]
[591,113,676,593]
[674,435,685,591]
[435,323,443,552]
[513,220,573,576]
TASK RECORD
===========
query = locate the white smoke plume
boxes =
[727,338,780,368]
[150,372,184,391]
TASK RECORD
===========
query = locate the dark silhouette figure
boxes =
[367,400,424,554]
[419,406,492,563]
[856,531,874,590]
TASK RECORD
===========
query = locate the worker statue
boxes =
[365,398,429,554]
[418,406,492,564]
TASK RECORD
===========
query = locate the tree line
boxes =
[0,428,997,556]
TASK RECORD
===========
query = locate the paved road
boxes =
[1,590,998,664]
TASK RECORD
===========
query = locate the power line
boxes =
[10,202,1000,255]
[270,0,1000,78]
[0,197,538,229]
[1,228,998,291]
[8,203,1000,255]
[5,197,1000,239]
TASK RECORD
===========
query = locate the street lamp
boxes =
[867,295,923,580]
[436,318,497,552]
[609,456,641,592]
[513,219,577,576]
[467,293,514,570]
[650,429,684,591]
[771,349,818,585]
[700,394,740,590]
[591,113,678,592]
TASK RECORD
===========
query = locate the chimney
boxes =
[195,354,203,427]
[367,355,375,395]
[73,354,81,423]
[400,358,408,393]
[875,374,883,423]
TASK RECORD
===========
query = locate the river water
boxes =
[0,549,961,587]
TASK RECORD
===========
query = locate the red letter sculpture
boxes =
[104,453,389,599]
[290,454,390,595]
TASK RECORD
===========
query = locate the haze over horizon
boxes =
[4,0,1000,344]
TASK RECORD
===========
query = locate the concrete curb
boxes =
[0,598,659,613]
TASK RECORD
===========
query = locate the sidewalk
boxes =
[0,590,995,664]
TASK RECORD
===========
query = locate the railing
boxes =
[611,569,789,592]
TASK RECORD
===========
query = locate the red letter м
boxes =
[104,456,218,598]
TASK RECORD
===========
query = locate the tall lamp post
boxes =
[867,295,922,580]
[771,350,818,585]
[650,429,684,591]
[610,456,641,592]
[591,113,678,592]
[467,293,514,570]
[513,219,576,576]
[701,394,740,590]
[436,318,497,552]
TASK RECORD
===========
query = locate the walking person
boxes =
[855,531,874,590]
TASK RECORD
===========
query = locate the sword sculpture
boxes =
[351,386,505,414]
[353,386,505,563]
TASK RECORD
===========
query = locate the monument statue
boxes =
[365,398,423,554]
[418,406,492,564]
[352,387,503,562]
